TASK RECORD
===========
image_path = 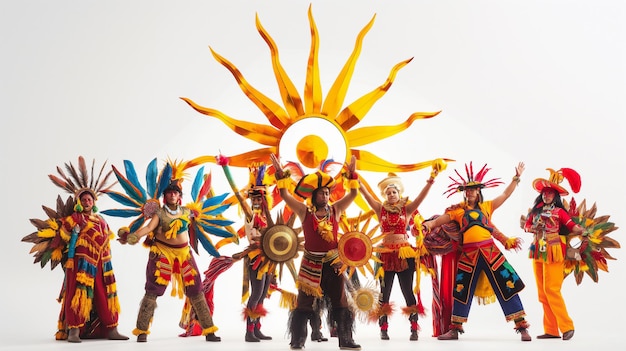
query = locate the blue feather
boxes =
[202,193,229,207]
[156,164,173,198]
[320,158,335,170]
[196,231,220,257]
[255,164,266,186]
[200,225,236,239]
[101,208,143,218]
[146,158,158,198]
[199,219,235,228]
[112,170,144,203]
[191,166,205,202]
[129,218,146,233]
[105,191,143,208]
[123,160,148,202]
[202,204,232,217]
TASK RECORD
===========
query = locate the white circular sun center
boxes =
[279,116,348,173]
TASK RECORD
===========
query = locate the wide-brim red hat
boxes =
[532,167,581,196]
[532,178,569,196]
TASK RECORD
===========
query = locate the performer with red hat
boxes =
[521,168,585,341]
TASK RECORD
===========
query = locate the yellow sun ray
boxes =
[304,6,322,114]
[335,58,412,130]
[321,13,375,119]
[347,111,441,147]
[256,14,304,120]
[180,5,451,178]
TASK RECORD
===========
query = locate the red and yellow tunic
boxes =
[379,202,414,272]
[524,204,577,263]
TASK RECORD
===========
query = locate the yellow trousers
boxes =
[533,259,574,335]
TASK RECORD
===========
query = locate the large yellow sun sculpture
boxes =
[180,6,445,175]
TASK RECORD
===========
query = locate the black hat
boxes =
[164,179,182,194]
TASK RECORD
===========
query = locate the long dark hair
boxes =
[528,190,569,235]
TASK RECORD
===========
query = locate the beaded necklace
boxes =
[164,205,180,215]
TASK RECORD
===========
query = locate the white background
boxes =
[1,1,624,350]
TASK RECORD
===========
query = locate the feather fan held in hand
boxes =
[22,196,76,270]
[22,156,115,270]
[102,159,236,257]
[183,166,236,257]
[101,158,172,237]
[563,197,620,284]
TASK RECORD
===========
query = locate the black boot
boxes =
[246,317,260,342]
[310,313,328,341]
[379,315,389,340]
[334,308,361,350]
[289,310,310,350]
[409,313,419,341]
[254,319,272,340]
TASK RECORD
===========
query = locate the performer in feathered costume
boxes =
[113,161,233,343]
[358,159,445,341]
[22,156,129,343]
[238,163,276,342]
[422,161,532,342]
[521,167,619,340]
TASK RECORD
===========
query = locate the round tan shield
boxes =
[353,287,377,313]
[262,224,299,263]
[337,231,373,267]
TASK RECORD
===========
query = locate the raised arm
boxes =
[333,155,358,216]
[270,154,307,220]
[492,161,525,211]
[358,179,382,217]
[405,169,438,215]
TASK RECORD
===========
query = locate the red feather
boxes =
[561,168,581,193]
[198,173,212,200]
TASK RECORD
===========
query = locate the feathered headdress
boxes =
[532,167,581,196]
[47,156,115,212]
[443,162,504,198]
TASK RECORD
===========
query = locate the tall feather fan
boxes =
[185,166,237,256]
[102,159,172,234]
[22,157,115,270]
[564,197,620,284]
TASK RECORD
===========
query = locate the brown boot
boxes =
[437,329,459,340]
[515,319,532,341]
[67,328,81,343]
[135,293,157,342]
[518,328,532,341]
[189,294,220,342]
[562,330,574,341]
[206,333,221,342]
[107,326,129,340]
